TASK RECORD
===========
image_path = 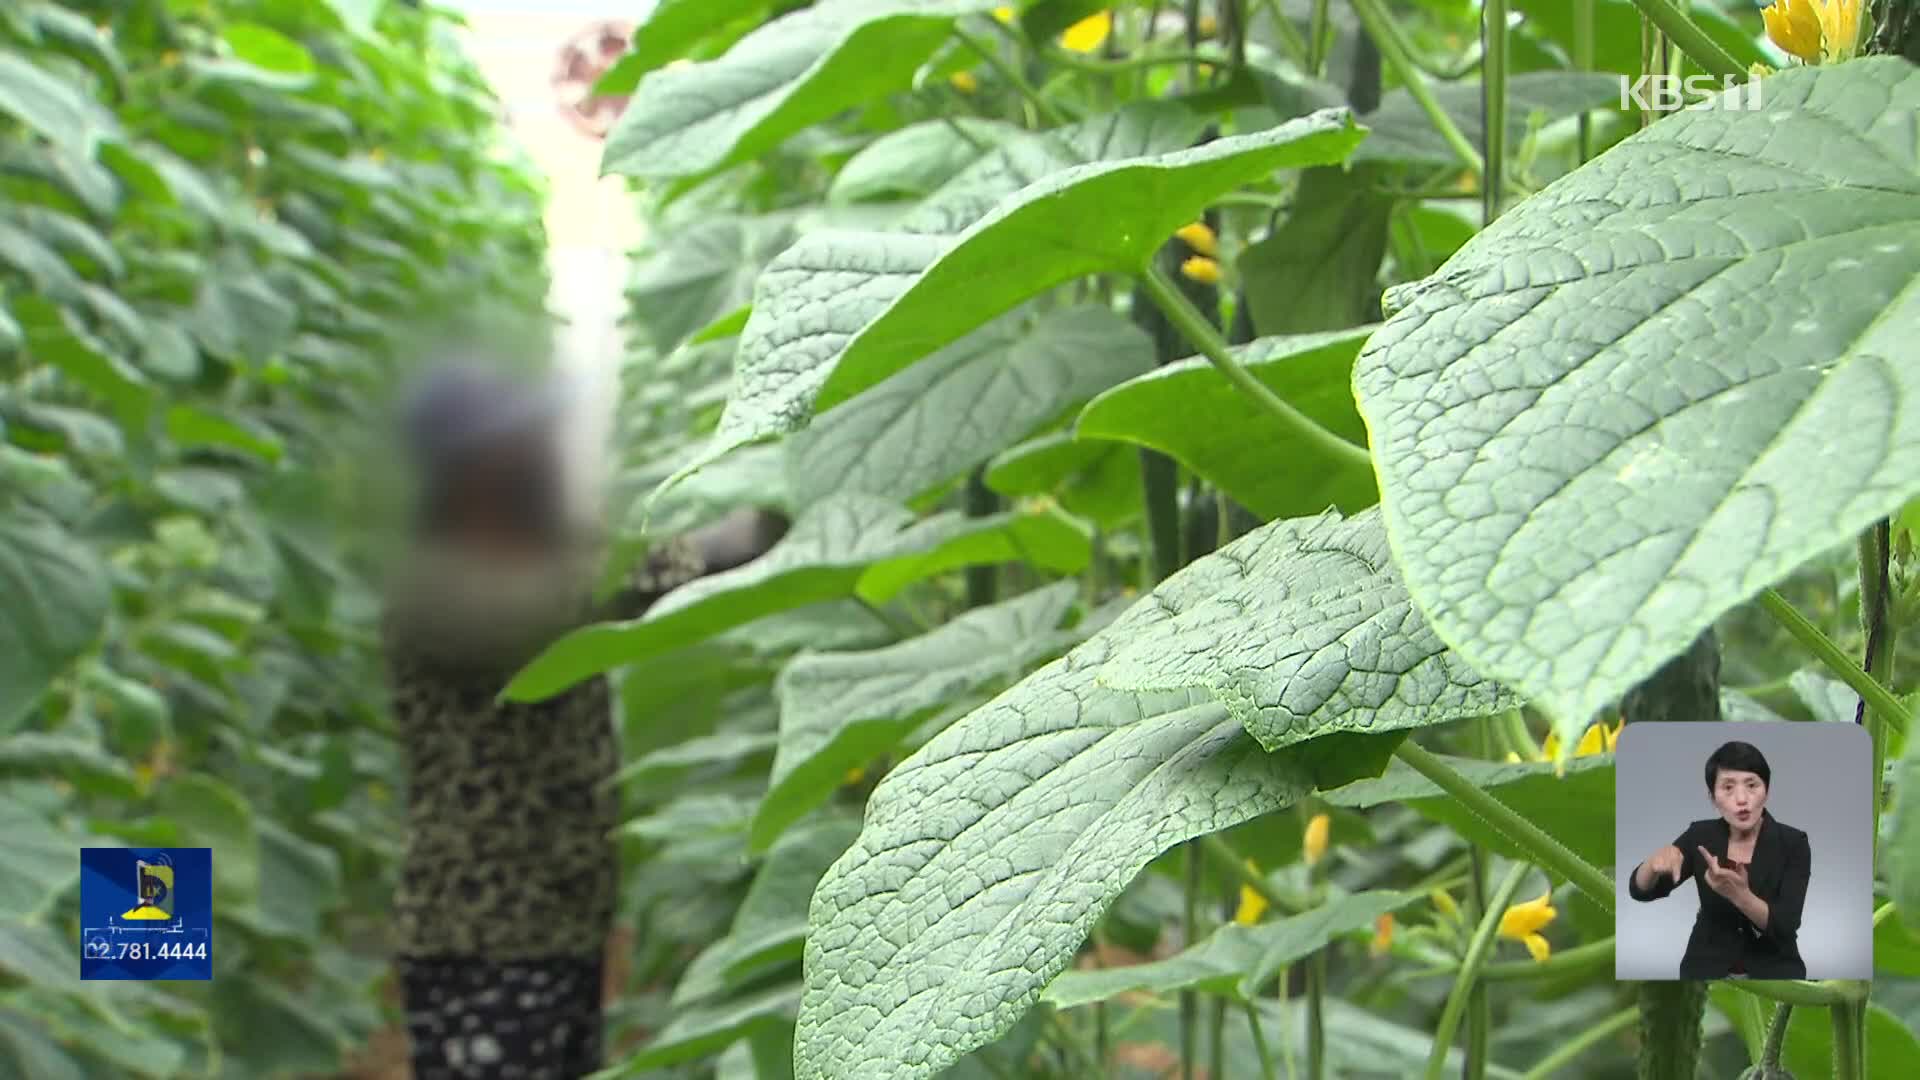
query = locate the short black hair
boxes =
[1704,740,1770,792]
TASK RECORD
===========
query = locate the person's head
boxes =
[399,360,574,561]
[1704,740,1770,829]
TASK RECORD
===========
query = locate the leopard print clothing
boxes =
[398,953,603,1078]
[380,535,705,960]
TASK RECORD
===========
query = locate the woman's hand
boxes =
[1646,844,1685,883]
[1697,847,1752,902]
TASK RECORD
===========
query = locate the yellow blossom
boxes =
[1060,10,1112,53]
[1498,888,1557,962]
[1763,0,1863,64]
[1180,255,1222,285]
[1303,812,1330,868]
[950,70,979,93]
[1763,0,1824,62]
[1370,913,1395,956]
[1175,221,1218,257]
[992,5,1015,22]
[1197,15,1219,37]
[1815,0,1865,62]
[1429,888,1459,920]
[1234,860,1268,925]
[1540,718,1619,761]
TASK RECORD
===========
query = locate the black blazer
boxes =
[1628,810,1810,979]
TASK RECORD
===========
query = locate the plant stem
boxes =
[1760,1003,1792,1068]
[956,27,1067,126]
[1727,978,1869,1009]
[1518,1006,1638,1080]
[1482,0,1508,226]
[1259,0,1312,67]
[1183,842,1201,1080]
[1625,0,1744,80]
[1306,950,1326,1080]
[1857,524,1896,851]
[1575,0,1595,162]
[1308,0,1330,74]
[1348,0,1484,178]
[1832,999,1864,1080]
[1393,740,1616,911]
[1245,1002,1280,1080]
[1759,588,1911,736]
[1136,263,1372,472]
[1424,862,1530,1080]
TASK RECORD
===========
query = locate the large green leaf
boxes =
[984,431,1143,526]
[626,214,799,356]
[1352,57,1920,750]
[688,104,1361,486]
[788,304,1153,506]
[1077,328,1376,520]
[751,582,1083,850]
[0,49,114,152]
[828,117,1023,205]
[1041,890,1418,1008]
[1710,986,1920,1080]
[602,0,768,87]
[602,0,1001,181]
[1352,72,1624,167]
[795,508,1495,1080]
[674,814,863,1006]
[1321,752,1617,870]
[1098,507,1515,751]
[0,512,112,726]
[505,494,1087,700]
[1515,0,1768,79]
[1891,720,1920,935]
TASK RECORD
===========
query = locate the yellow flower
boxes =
[1763,0,1863,64]
[1174,221,1218,257]
[1498,888,1557,962]
[1303,812,1330,868]
[950,70,979,93]
[1370,913,1395,956]
[1816,0,1865,62]
[1180,255,1222,284]
[1060,10,1112,53]
[1540,718,1619,761]
[1429,888,1459,921]
[1197,14,1219,37]
[992,5,1015,22]
[1763,0,1824,62]
[1234,859,1268,925]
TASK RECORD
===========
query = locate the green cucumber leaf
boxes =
[603,1,1003,181]
[1353,57,1920,752]
[505,495,1087,700]
[788,303,1152,506]
[796,508,1497,1079]
[1077,328,1377,520]
[1098,506,1516,751]
[751,582,1082,850]
[680,104,1360,492]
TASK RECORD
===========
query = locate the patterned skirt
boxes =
[396,953,604,1079]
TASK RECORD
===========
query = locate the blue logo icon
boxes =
[79,848,212,980]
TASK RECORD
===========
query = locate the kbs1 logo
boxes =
[1618,73,1765,112]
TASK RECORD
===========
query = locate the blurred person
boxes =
[381,358,784,1078]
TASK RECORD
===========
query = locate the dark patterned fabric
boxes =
[382,535,708,1070]
[397,953,604,1079]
